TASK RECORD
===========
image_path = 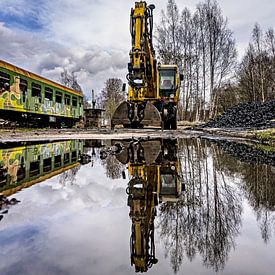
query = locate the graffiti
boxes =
[0,78,21,109]
[0,140,84,192]
[0,149,22,184]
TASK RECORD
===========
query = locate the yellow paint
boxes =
[0,147,25,184]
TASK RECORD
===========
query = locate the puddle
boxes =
[0,138,275,274]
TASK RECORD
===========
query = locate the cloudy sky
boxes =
[0,0,274,99]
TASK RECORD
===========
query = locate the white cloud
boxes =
[0,0,275,97]
[0,22,128,98]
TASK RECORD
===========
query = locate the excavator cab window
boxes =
[159,167,177,195]
[159,69,176,97]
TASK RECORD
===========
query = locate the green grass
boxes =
[256,129,275,141]
[256,144,275,152]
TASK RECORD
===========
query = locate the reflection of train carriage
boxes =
[0,140,84,195]
[0,60,84,127]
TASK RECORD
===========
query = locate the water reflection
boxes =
[104,138,275,273]
[212,140,275,244]
[160,139,243,273]
[0,138,275,274]
[0,140,84,194]
[111,139,182,272]
[0,140,85,221]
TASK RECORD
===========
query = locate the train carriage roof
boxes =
[0,59,83,97]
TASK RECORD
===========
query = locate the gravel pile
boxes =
[203,100,275,129]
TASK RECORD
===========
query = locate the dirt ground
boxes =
[0,126,273,144]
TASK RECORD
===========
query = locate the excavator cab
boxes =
[159,68,176,97]
[158,166,180,203]
[158,65,180,99]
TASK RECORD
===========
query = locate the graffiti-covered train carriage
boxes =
[0,140,84,195]
[0,60,84,127]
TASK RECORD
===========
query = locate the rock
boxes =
[9,198,20,205]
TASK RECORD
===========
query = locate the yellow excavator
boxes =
[111,1,182,129]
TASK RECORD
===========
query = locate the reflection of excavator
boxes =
[127,165,158,272]
[114,138,183,272]
[111,1,182,129]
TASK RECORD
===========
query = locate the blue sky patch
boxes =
[0,11,43,32]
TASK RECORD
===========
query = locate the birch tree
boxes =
[155,0,237,120]
[238,24,275,102]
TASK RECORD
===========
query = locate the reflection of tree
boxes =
[158,139,242,273]
[213,140,275,243]
[101,155,125,179]
[159,201,184,273]
[242,165,275,243]
[59,166,81,186]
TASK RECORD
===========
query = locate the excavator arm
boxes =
[127,2,156,96]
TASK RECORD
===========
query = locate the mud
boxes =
[0,126,273,145]
[0,127,192,142]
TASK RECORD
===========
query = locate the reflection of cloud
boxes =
[0,160,132,275]
[0,209,132,275]
[2,162,127,227]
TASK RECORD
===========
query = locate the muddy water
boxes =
[0,138,275,275]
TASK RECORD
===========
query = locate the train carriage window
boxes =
[72,151,77,161]
[19,79,28,103]
[56,92,62,103]
[31,83,42,102]
[65,95,71,105]
[45,87,53,101]
[30,160,40,177]
[0,71,10,91]
[43,157,52,172]
[72,96,77,107]
[54,155,61,168]
[64,153,70,164]
[17,162,26,182]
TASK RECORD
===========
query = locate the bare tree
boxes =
[60,68,83,94]
[155,0,237,121]
[238,24,275,102]
[100,78,126,122]
[156,0,183,66]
